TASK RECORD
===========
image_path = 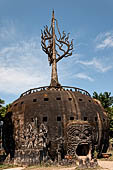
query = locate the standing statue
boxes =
[41,10,73,87]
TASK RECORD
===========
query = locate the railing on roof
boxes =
[20,86,91,98]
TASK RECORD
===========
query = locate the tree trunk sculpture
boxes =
[41,10,73,87]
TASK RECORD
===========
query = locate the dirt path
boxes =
[2,161,113,170]
[2,168,25,170]
[98,161,113,170]
[24,167,76,170]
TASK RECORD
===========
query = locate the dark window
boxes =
[43,117,47,122]
[31,118,34,122]
[14,103,17,106]
[95,117,97,121]
[17,120,20,124]
[84,117,87,121]
[70,117,74,120]
[79,98,82,101]
[89,100,91,102]
[33,99,37,102]
[21,101,24,104]
[56,97,61,100]
[44,98,49,101]
[57,116,61,121]
[68,98,72,101]
[103,118,105,122]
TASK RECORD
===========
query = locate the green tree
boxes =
[93,92,113,137]
[0,98,10,119]
[0,98,5,119]
[93,92,113,109]
[0,98,5,107]
[107,106,113,137]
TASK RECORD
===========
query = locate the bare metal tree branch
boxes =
[41,27,53,65]
[55,34,73,62]
[41,10,73,86]
[41,18,73,65]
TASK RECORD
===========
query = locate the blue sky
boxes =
[0,0,113,105]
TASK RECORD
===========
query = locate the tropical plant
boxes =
[93,92,113,109]
[0,98,4,108]
[93,92,113,138]
[0,98,11,119]
[0,98,5,119]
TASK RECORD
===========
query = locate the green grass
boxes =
[0,164,18,170]
[24,165,59,169]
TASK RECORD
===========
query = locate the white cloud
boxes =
[0,20,22,44]
[0,66,49,95]
[75,73,94,82]
[95,31,113,49]
[0,21,51,95]
[0,39,43,68]
[76,58,112,73]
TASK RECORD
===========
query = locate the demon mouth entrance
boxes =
[76,144,89,156]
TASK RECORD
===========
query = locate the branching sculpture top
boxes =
[41,10,73,87]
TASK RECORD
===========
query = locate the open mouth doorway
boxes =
[76,144,89,156]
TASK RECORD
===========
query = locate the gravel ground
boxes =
[98,160,113,170]
[2,168,25,170]
[2,161,113,170]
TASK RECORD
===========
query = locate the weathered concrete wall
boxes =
[5,87,109,164]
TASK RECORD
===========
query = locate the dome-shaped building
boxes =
[3,11,109,165]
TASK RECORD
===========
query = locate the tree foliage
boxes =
[0,98,10,119]
[107,106,113,137]
[93,92,113,109]
[93,91,113,137]
[0,98,5,107]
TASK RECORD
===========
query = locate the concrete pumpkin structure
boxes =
[2,11,109,165]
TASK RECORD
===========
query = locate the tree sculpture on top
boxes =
[41,10,73,87]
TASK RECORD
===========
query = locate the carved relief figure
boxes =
[67,121,95,159]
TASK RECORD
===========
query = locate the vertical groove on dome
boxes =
[66,90,78,120]
[68,91,81,120]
